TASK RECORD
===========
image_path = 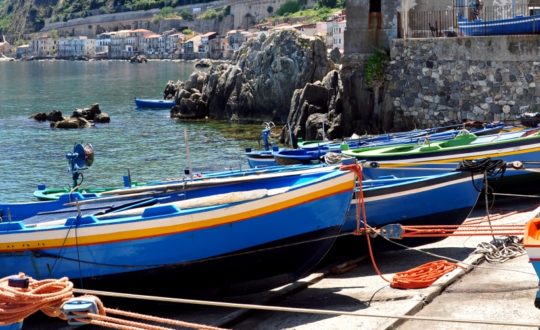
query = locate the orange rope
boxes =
[390,260,460,289]
[341,163,390,283]
[340,163,468,290]
[0,273,74,325]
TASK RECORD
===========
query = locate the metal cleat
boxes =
[61,296,100,326]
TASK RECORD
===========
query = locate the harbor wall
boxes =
[385,35,540,129]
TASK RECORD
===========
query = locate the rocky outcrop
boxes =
[283,70,345,145]
[130,55,148,63]
[169,29,334,122]
[30,103,110,129]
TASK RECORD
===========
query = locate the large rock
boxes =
[282,70,344,145]
[30,103,110,129]
[167,29,334,122]
[51,117,92,129]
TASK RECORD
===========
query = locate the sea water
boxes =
[0,60,263,202]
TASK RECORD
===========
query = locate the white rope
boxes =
[473,236,526,263]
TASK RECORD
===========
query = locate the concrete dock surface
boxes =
[24,198,540,329]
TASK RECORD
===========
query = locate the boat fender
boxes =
[61,296,100,326]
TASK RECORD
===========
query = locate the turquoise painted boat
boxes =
[0,168,355,297]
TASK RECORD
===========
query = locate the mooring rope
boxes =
[73,288,540,328]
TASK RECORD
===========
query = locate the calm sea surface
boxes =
[0,61,262,202]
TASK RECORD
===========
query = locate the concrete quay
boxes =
[25,199,540,329]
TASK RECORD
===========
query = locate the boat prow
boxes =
[524,216,540,307]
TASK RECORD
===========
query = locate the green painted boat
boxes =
[342,128,540,180]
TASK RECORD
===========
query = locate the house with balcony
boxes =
[109,29,153,59]
[57,36,96,59]
[316,21,334,50]
[141,33,162,58]
[331,18,346,53]
[224,30,252,59]
[183,35,201,60]
[30,36,58,58]
[198,32,218,54]
[165,33,185,59]
[95,32,113,58]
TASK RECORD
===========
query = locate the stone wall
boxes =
[385,35,540,130]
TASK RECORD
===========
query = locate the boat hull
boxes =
[343,172,482,247]
[245,150,277,168]
[134,98,175,109]
[459,15,540,36]
[0,170,355,297]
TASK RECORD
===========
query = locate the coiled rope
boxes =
[456,158,506,177]
[473,236,526,263]
[0,273,224,329]
[0,273,73,325]
[390,260,460,289]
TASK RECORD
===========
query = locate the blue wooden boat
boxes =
[134,98,175,109]
[4,165,332,222]
[272,148,327,166]
[458,14,540,36]
[347,171,483,242]
[524,216,540,307]
[245,147,278,168]
[0,168,355,297]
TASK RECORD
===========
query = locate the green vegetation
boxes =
[178,8,192,21]
[287,6,340,21]
[272,1,342,23]
[0,0,222,42]
[364,49,389,88]
[275,0,301,16]
[151,6,181,23]
[198,5,229,20]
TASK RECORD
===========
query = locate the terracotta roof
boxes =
[201,32,217,37]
